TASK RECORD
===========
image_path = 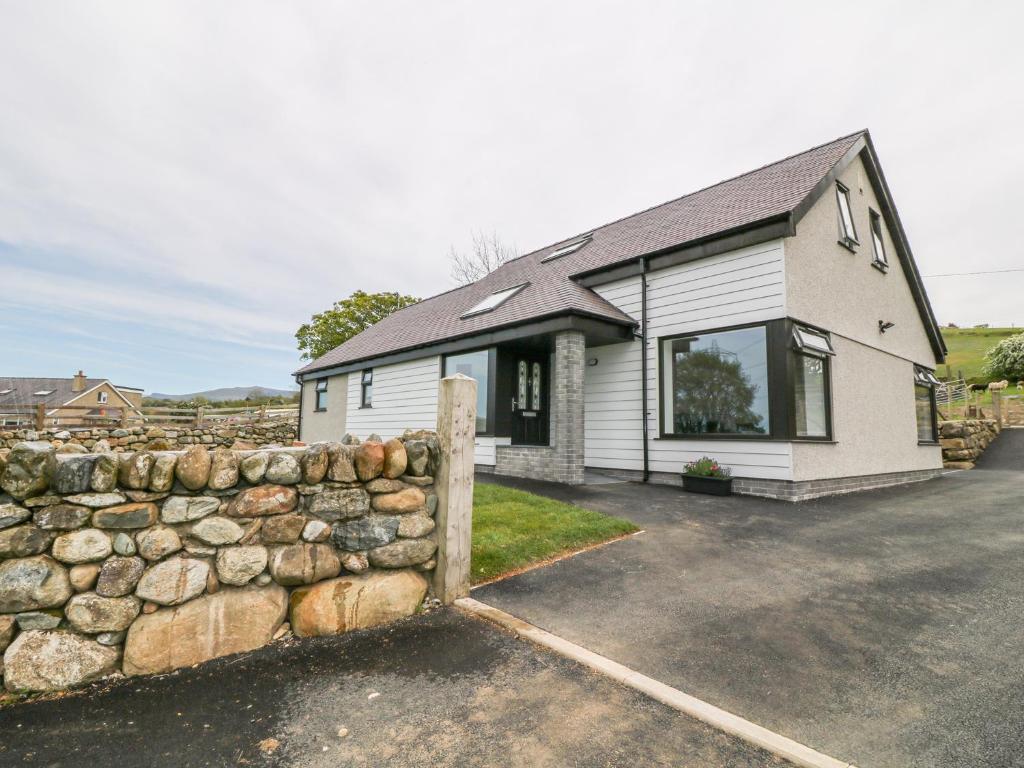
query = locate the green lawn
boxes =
[470,482,638,584]
[940,327,1021,384]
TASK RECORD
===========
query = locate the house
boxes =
[294,131,946,500]
[0,371,144,427]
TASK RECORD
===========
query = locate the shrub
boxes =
[983,333,1024,381]
[683,456,731,478]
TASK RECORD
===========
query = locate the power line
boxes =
[922,268,1024,278]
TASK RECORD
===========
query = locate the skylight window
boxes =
[541,234,593,263]
[461,283,528,318]
[33,389,56,396]
[0,389,12,395]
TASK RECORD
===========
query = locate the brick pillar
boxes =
[552,330,585,484]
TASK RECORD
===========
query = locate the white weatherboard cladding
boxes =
[343,355,498,466]
[345,357,441,438]
[586,240,793,480]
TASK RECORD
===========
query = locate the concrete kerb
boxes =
[456,597,859,768]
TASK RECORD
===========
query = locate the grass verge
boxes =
[470,482,638,585]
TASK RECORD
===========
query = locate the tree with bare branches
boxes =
[448,231,519,285]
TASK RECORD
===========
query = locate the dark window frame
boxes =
[914,366,939,444]
[869,208,889,272]
[657,318,836,442]
[836,181,858,251]
[314,378,328,412]
[441,347,497,437]
[360,369,373,409]
[789,325,835,441]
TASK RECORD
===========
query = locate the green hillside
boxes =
[940,327,1021,383]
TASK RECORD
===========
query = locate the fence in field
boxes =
[936,378,969,407]
[0,403,299,430]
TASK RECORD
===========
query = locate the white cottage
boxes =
[295,131,946,500]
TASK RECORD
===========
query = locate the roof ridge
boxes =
[504,129,867,265]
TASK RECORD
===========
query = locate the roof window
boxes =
[0,389,12,395]
[541,234,593,263]
[33,389,56,396]
[461,283,528,318]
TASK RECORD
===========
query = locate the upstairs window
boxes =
[314,379,328,411]
[360,370,373,408]
[836,182,857,249]
[541,234,592,263]
[461,283,528,318]
[98,391,108,404]
[869,209,888,271]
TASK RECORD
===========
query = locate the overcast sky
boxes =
[1,1,1022,394]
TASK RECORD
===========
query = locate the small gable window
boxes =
[360,370,373,408]
[541,234,592,263]
[836,182,857,249]
[98,391,108,404]
[869,209,888,271]
[461,283,528,318]
[314,379,328,411]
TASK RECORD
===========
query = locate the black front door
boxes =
[511,354,548,445]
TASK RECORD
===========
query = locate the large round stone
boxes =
[300,444,329,484]
[289,570,428,637]
[268,543,340,586]
[215,545,268,586]
[354,442,384,481]
[34,504,91,530]
[239,452,269,484]
[149,454,177,492]
[367,538,437,568]
[264,453,301,485]
[160,495,219,524]
[0,556,72,612]
[51,455,96,494]
[208,449,239,490]
[89,454,119,493]
[0,503,31,530]
[261,513,307,543]
[136,526,182,561]
[135,558,210,606]
[3,630,119,692]
[91,502,158,529]
[306,488,370,521]
[326,444,356,482]
[96,556,146,597]
[370,487,426,514]
[122,585,287,676]
[331,516,399,551]
[382,438,408,479]
[175,445,211,490]
[403,439,430,476]
[0,442,56,500]
[227,485,298,517]
[65,592,141,633]
[69,563,101,592]
[118,452,155,490]
[191,516,244,546]
[397,514,435,538]
[0,524,53,558]
[51,529,111,564]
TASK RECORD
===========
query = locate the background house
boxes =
[0,371,143,427]
[295,131,946,500]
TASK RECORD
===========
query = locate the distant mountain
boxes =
[148,386,298,402]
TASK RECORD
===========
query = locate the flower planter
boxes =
[681,474,733,496]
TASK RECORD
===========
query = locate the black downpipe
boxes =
[639,258,650,482]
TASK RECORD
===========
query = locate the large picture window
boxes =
[444,349,490,434]
[661,326,770,436]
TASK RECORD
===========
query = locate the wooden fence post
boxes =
[433,373,477,604]
[195,406,204,427]
[35,403,45,431]
[992,390,1003,428]
[259,404,267,422]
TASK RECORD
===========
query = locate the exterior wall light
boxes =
[878,320,895,333]
[587,358,599,367]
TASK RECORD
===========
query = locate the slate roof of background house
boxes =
[297,131,867,375]
[0,377,135,411]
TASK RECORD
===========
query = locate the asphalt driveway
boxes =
[475,429,1024,768]
[0,608,786,768]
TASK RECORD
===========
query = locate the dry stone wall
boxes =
[938,419,1000,469]
[0,430,441,693]
[0,420,298,453]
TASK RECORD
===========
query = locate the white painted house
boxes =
[296,131,946,500]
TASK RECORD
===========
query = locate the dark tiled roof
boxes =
[0,377,138,411]
[297,131,864,375]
